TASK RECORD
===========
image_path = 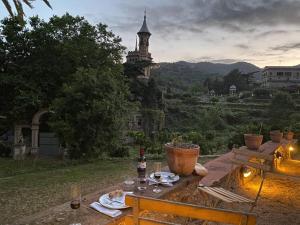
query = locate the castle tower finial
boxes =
[138,9,151,34]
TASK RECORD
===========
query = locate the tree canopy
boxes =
[0,14,130,158]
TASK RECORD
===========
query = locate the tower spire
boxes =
[135,36,138,51]
[138,9,151,34]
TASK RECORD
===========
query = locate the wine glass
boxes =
[70,184,81,225]
[153,162,162,193]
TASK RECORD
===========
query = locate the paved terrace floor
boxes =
[15,140,300,225]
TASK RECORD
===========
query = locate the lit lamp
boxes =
[242,166,252,178]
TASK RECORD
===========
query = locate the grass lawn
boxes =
[0,154,212,224]
[0,157,140,224]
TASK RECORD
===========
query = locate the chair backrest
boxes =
[121,195,256,225]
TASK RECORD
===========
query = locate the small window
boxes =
[285,72,292,76]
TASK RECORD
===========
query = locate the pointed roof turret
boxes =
[138,9,151,35]
[135,36,138,51]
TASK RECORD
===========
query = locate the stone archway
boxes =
[31,109,50,155]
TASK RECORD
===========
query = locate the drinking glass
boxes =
[137,176,147,192]
[153,162,162,193]
[70,184,81,225]
[123,176,135,192]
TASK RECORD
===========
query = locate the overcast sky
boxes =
[1,0,300,67]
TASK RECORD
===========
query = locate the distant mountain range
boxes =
[152,61,262,90]
[157,61,261,76]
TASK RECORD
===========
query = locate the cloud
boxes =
[115,0,300,36]
[235,44,249,49]
[271,42,300,52]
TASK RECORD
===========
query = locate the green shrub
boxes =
[210,97,219,103]
[226,96,239,102]
[0,141,11,157]
[108,146,130,157]
[253,88,271,99]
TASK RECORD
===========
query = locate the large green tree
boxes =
[0,14,130,158]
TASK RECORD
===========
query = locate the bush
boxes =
[184,131,203,145]
[268,92,295,129]
[147,143,163,155]
[253,88,271,99]
[226,96,239,102]
[210,97,219,103]
[108,146,130,157]
[249,110,265,118]
[223,111,242,125]
[0,141,11,157]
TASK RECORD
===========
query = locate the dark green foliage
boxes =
[204,69,253,95]
[226,96,239,102]
[0,141,11,157]
[253,88,271,99]
[128,131,150,147]
[50,68,130,159]
[210,97,219,103]
[108,146,130,158]
[0,14,130,158]
[268,92,296,129]
[142,79,163,109]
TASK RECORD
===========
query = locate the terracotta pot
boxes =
[284,131,294,141]
[165,143,200,176]
[244,134,263,150]
[270,130,283,143]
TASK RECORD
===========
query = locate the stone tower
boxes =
[126,10,153,78]
[137,12,151,59]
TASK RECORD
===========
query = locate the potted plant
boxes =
[165,135,200,176]
[270,130,283,143]
[284,126,294,141]
[244,123,263,150]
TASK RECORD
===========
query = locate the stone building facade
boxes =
[262,66,300,88]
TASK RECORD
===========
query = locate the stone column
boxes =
[13,125,24,160]
[31,124,39,156]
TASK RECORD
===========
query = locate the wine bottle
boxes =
[137,148,146,178]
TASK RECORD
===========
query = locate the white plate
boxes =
[99,192,132,209]
[149,172,180,183]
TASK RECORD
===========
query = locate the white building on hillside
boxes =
[262,66,300,88]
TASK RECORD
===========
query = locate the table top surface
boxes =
[78,168,201,225]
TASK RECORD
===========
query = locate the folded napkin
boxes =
[147,178,173,187]
[90,202,122,218]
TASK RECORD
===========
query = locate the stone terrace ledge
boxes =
[16,140,297,225]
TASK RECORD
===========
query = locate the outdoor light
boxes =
[289,146,294,151]
[242,167,252,178]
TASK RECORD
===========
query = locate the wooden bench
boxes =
[110,195,257,225]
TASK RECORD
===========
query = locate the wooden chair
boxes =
[196,147,272,215]
[114,195,256,225]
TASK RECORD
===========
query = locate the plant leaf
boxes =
[1,0,14,17]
